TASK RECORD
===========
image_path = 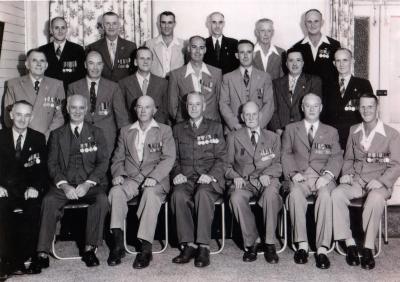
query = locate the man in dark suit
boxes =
[119,46,169,124]
[28,95,109,274]
[203,12,239,75]
[171,92,227,268]
[68,50,130,156]
[322,48,373,149]
[0,101,46,279]
[220,40,274,132]
[227,101,282,264]
[38,17,85,91]
[168,36,222,123]
[253,18,285,80]
[86,12,137,82]
[269,48,322,135]
[292,9,340,95]
[282,93,343,269]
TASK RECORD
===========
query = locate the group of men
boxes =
[0,7,399,281]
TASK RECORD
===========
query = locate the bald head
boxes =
[241,101,260,130]
[135,96,157,123]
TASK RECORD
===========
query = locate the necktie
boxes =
[244,69,250,87]
[192,121,197,130]
[56,45,62,60]
[90,82,96,113]
[15,134,22,159]
[340,78,346,98]
[142,78,148,95]
[308,125,314,146]
[74,126,80,138]
[289,77,296,103]
[251,131,257,147]
[215,39,221,63]
[110,41,116,67]
[34,80,40,95]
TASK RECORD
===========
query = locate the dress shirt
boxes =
[190,117,203,129]
[339,74,352,90]
[106,37,118,62]
[130,119,160,162]
[86,77,101,95]
[288,74,300,92]
[185,62,212,92]
[12,128,27,150]
[354,119,386,151]
[247,126,261,143]
[301,34,330,61]
[212,36,222,49]
[53,40,67,54]
[155,35,181,76]
[136,72,151,93]
[304,120,319,139]
[253,43,280,71]
[239,66,253,77]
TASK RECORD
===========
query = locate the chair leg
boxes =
[52,235,83,260]
[277,205,287,254]
[384,204,388,245]
[211,202,225,255]
[335,241,346,256]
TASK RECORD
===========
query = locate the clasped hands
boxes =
[233,175,271,189]
[60,182,93,200]
[173,174,214,185]
[112,175,157,189]
[292,172,333,190]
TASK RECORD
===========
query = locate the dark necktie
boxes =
[90,82,96,113]
[308,125,314,146]
[192,121,197,130]
[244,69,250,87]
[34,80,40,95]
[251,131,257,147]
[15,134,22,159]
[339,78,346,98]
[56,45,62,60]
[215,39,221,63]
[74,126,80,138]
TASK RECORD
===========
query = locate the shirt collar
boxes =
[86,76,101,84]
[29,74,43,84]
[70,122,84,133]
[212,36,222,45]
[339,74,352,82]
[12,128,27,141]
[190,117,203,128]
[254,43,280,56]
[240,66,253,76]
[54,40,66,51]
[304,119,320,131]
[247,126,261,136]
[136,72,151,83]
[185,62,211,78]
[301,34,330,45]
[156,35,180,47]
[129,119,159,131]
[354,119,386,137]
[106,37,118,46]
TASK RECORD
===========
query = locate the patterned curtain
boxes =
[49,0,152,47]
[331,0,354,53]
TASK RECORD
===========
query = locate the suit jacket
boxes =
[252,45,285,80]
[0,128,47,198]
[4,75,65,139]
[281,121,343,180]
[270,73,322,131]
[111,122,176,192]
[67,77,130,155]
[168,63,222,123]
[322,76,373,149]
[226,127,282,190]
[342,123,400,193]
[47,122,109,187]
[86,36,137,82]
[204,36,239,75]
[39,40,86,91]
[220,67,274,131]
[145,35,185,78]
[172,119,227,194]
[118,73,169,124]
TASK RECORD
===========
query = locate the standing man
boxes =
[269,48,322,135]
[204,12,239,75]
[220,40,274,132]
[119,47,169,124]
[86,12,137,82]
[28,95,109,274]
[227,101,282,264]
[323,48,373,149]
[168,36,222,123]
[38,17,86,91]
[4,49,65,140]
[171,92,227,268]
[332,93,400,270]
[253,18,285,80]
[68,50,130,156]
[0,101,46,279]
[145,11,185,79]
[108,96,175,269]
[282,93,342,269]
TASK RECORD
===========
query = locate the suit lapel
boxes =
[292,74,306,105]
[343,76,355,103]
[266,53,278,74]
[313,124,328,145]
[295,122,310,149]
[280,76,292,108]
[146,74,156,97]
[253,51,265,71]
[254,130,268,161]
[60,125,71,168]
[126,128,140,164]
[142,126,159,165]
[100,39,113,70]
[232,69,247,104]
[249,69,261,99]
[114,37,125,68]
[237,128,255,156]
[182,66,195,93]
[20,76,36,105]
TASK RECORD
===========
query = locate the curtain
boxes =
[331,0,354,53]
[49,0,152,47]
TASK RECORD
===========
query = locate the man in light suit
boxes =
[4,49,65,140]
[119,47,169,124]
[28,95,109,274]
[227,101,282,264]
[220,40,274,132]
[253,18,285,80]
[269,48,322,135]
[322,48,373,149]
[86,12,136,82]
[0,101,46,279]
[108,96,175,269]
[332,93,400,270]
[145,11,185,79]
[282,93,343,269]
[171,93,227,268]
[204,12,239,75]
[168,36,222,124]
[68,50,130,156]
[38,17,86,91]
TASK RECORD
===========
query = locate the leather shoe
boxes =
[243,245,257,262]
[346,245,360,266]
[264,244,279,264]
[82,250,100,267]
[0,261,9,281]
[10,263,26,275]
[294,249,308,264]
[133,251,152,269]
[316,253,330,269]
[361,248,375,270]
[194,247,210,267]
[172,245,197,264]
[107,248,126,266]
[26,255,49,274]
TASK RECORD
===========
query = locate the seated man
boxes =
[108,96,175,269]
[282,93,342,269]
[28,95,110,274]
[227,101,282,264]
[0,101,46,279]
[332,93,400,270]
[171,92,227,268]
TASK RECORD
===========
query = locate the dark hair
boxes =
[160,11,176,22]
[13,100,34,110]
[50,17,67,28]
[26,49,47,61]
[359,92,378,104]
[189,35,206,45]
[135,46,153,59]
[85,50,104,62]
[286,47,304,60]
[305,9,323,18]
[237,39,254,52]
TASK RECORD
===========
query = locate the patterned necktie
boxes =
[110,41,116,67]
[192,121,197,130]
[215,39,221,63]
[289,76,296,103]
[34,80,40,95]
[90,82,96,113]
[244,69,250,87]
[251,131,257,147]
[340,78,346,98]
[15,134,22,159]
[308,125,314,146]
[142,78,148,95]
[74,126,80,138]
[56,45,62,60]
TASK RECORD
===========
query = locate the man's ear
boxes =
[235,53,239,60]
[152,107,158,117]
